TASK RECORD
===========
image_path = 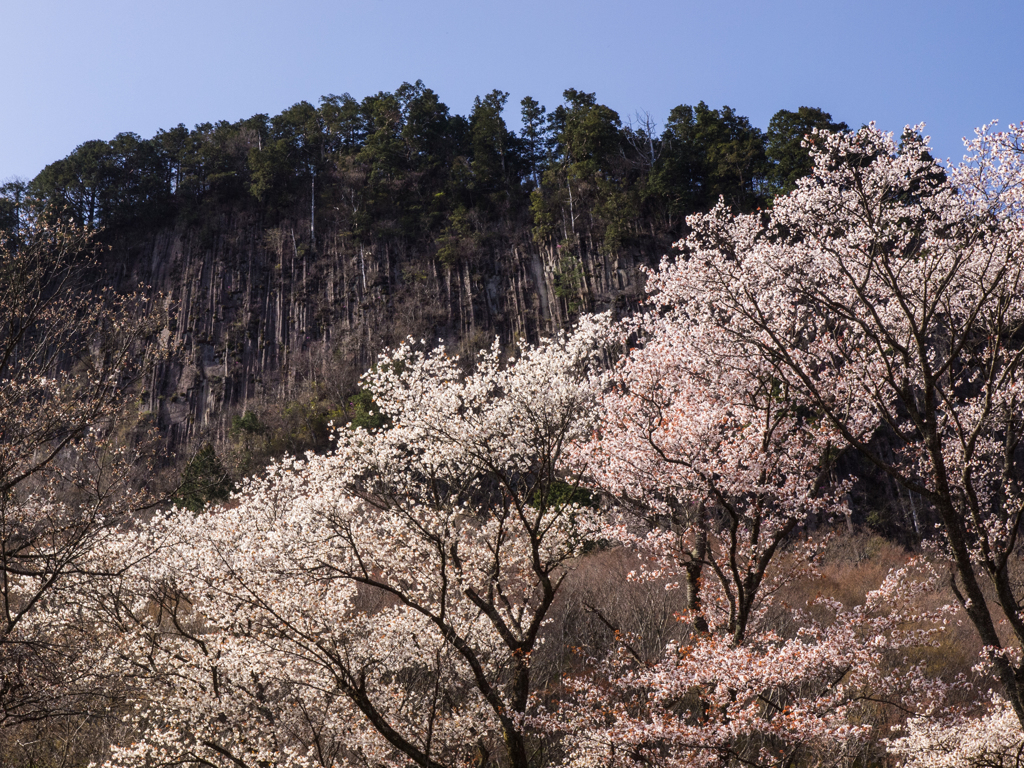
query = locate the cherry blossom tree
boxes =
[25,118,1024,767]
[594,119,1024,737]
[537,206,954,766]
[544,118,1024,765]
[572,277,849,644]
[0,211,157,727]
[84,318,611,768]
[543,560,951,768]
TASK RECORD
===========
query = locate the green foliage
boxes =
[520,96,548,188]
[529,188,555,243]
[21,80,854,338]
[0,181,27,243]
[225,394,339,478]
[550,89,622,173]
[29,134,173,229]
[174,443,233,512]
[765,106,849,198]
[436,206,476,267]
[470,90,518,195]
[222,382,396,480]
[532,478,599,552]
[248,139,292,203]
[528,89,636,258]
[594,180,637,255]
[653,101,767,215]
[347,388,389,432]
[533,478,597,511]
[230,411,266,438]
[23,83,833,252]
[553,253,586,314]
[319,93,365,152]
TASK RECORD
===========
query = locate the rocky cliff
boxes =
[102,211,654,454]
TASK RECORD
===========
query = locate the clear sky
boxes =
[3,0,1022,182]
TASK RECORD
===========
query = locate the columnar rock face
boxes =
[104,213,652,450]
[21,90,846,460]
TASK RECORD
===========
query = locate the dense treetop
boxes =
[3,82,849,260]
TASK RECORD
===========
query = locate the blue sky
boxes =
[3,0,1022,181]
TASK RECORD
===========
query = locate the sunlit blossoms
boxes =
[535,124,1006,768]
[650,120,1024,733]
[543,560,952,768]
[888,694,1024,768]
[83,317,611,768]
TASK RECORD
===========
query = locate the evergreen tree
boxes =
[469,89,520,196]
[520,95,548,189]
[654,101,768,215]
[174,443,233,512]
[765,106,849,197]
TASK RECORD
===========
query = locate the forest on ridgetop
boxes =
[13,85,842,242]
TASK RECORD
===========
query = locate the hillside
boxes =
[2,84,848,472]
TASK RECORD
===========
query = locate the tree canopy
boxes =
[20,84,849,266]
